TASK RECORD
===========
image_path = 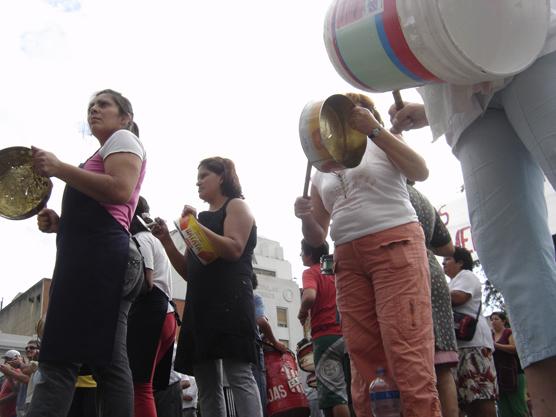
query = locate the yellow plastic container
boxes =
[174,214,218,265]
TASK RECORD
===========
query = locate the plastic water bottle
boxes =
[369,367,401,417]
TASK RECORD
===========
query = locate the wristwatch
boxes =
[368,126,382,140]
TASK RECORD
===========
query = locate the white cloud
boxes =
[44,0,81,13]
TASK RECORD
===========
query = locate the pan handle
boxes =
[302,160,312,198]
[392,90,404,110]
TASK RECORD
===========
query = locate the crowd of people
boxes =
[3,10,556,413]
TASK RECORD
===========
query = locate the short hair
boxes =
[345,92,384,127]
[453,246,474,271]
[301,239,329,265]
[26,339,40,349]
[198,157,244,199]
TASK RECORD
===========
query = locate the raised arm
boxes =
[294,186,330,247]
[349,107,429,181]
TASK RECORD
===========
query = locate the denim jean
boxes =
[454,50,556,368]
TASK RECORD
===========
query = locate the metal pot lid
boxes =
[0,146,52,220]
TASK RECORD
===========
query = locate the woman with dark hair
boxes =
[295,92,441,417]
[28,89,147,417]
[490,312,529,417]
[152,157,262,417]
[128,196,177,417]
[443,247,497,417]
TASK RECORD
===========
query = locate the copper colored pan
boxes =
[0,146,52,220]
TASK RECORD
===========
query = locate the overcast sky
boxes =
[0,0,466,306]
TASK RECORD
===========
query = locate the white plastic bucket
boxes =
[324,0,550,92]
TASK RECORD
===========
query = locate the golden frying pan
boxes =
[0,146,52,220]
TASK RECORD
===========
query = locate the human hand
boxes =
[183,394,193,401]
[31,146,63,178]
[349,106,381,135]
[151,217,172,245]
[297,309,308,326]
[294,196,313,220]
[273,341,289,354]
[181,205,197,219]
[37,208,59,233]
[388,102,428,134]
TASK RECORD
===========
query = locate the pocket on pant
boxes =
[379,238,412,270]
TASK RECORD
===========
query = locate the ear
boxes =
[120,113,132,128]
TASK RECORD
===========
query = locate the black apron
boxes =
[174,199,258,375]
[127,286,173,390]
[39,185,130,367]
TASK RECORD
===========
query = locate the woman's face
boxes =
[490,314,505,331]
[196,166,223,202]
[442,256,461,278]
[87,93,129,141]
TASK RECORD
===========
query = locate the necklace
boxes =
[334,171,347,198]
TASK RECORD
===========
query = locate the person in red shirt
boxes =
[297,240,351,417]
[0,350,24,417]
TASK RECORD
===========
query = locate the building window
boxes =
[279,339,289,349]
[277,307,288,328]
[253,267,276,277]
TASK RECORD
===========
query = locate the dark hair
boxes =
[130,196,150,235]
[301,239,329,265]
[198,157,244,199]
[491,311,510,327]
[453,246,474,271]
[345,92,385,127]
[91,89,139,137]
[250,272,258,290]
[27,339,40,349]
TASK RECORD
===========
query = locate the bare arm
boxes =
[495,333,518,354]
[257,317,288,353]
[197,199,255,261]
[450,290,471,306]
[0,365,29,384]
[152,218,188,279]
[349,107,429,181]
[32,148,142,204]
[297,288,317,326]
[294,187,330,247]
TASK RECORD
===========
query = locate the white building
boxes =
[169,232,304,350]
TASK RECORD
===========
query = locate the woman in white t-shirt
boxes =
[128,196,177,417]
[444,247,496,417]
[388,6,556,416]
[295,93,440,417]
[29,89,147,417]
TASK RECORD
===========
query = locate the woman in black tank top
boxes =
[152,157,263,417]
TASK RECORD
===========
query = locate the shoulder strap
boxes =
[475,300,482,320]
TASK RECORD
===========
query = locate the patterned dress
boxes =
[408,185,458,356]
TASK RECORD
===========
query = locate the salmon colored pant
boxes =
[334,222,441,417]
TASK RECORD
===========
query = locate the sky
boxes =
[0,0,466,306]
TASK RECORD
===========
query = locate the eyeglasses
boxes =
[25,346,38,351]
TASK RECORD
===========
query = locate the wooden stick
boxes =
[303,160,312,198]
[392,90,404,110]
